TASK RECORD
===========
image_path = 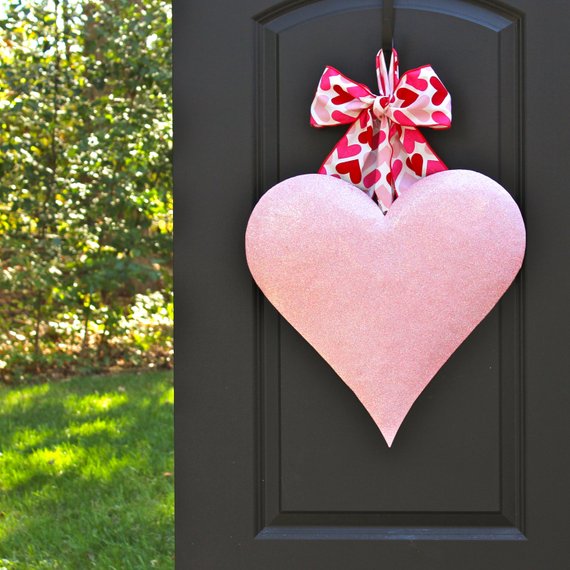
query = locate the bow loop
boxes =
[376,49,398,96]
[310,66,375,128]
[310,49,452,212]
[386,65,452,129]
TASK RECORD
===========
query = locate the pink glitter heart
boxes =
[245,171,525,446]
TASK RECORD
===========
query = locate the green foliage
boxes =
[0,370,174,568]
[0,0,172,382]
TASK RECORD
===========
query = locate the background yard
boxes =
[0,0,173,565]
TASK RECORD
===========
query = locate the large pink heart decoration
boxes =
[245,171,525,446]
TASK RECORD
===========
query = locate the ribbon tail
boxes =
[390,126,448,196]
[320,109,396,210]
[320,111,399,213]
[389,48,399,91]
[376,50,389,96]
[318,110,371,187]
[368,116,395,212]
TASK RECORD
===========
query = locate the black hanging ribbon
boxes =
[382,0,395,55]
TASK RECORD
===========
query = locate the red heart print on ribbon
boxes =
[310,49,452,212]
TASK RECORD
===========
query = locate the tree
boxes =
[0,0,172,382]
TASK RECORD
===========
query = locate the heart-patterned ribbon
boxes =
[310,49,452,212]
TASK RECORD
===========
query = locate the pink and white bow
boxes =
[310,49,452,212]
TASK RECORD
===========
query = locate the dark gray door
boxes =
[176,0,570,567]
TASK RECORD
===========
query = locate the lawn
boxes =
[0,370,174,569]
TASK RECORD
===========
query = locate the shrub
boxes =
[0,0,172,382]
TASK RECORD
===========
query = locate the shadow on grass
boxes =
[0,370,174,569]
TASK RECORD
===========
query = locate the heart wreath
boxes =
[245,50,526,447]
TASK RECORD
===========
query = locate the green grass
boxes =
[0,370,174,569]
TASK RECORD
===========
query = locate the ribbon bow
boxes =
[310,49,452,212]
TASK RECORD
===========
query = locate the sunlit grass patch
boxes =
[0,370,174,569]
[65,417,122,438]
[1,384,50,412]
[159,386,174,406]
[63,392,129,415]
[8,426,54,450]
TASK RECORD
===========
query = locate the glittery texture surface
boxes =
[245,171,526,446]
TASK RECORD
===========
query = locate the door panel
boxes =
[256,0,521,537]
[178,0,570,567]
